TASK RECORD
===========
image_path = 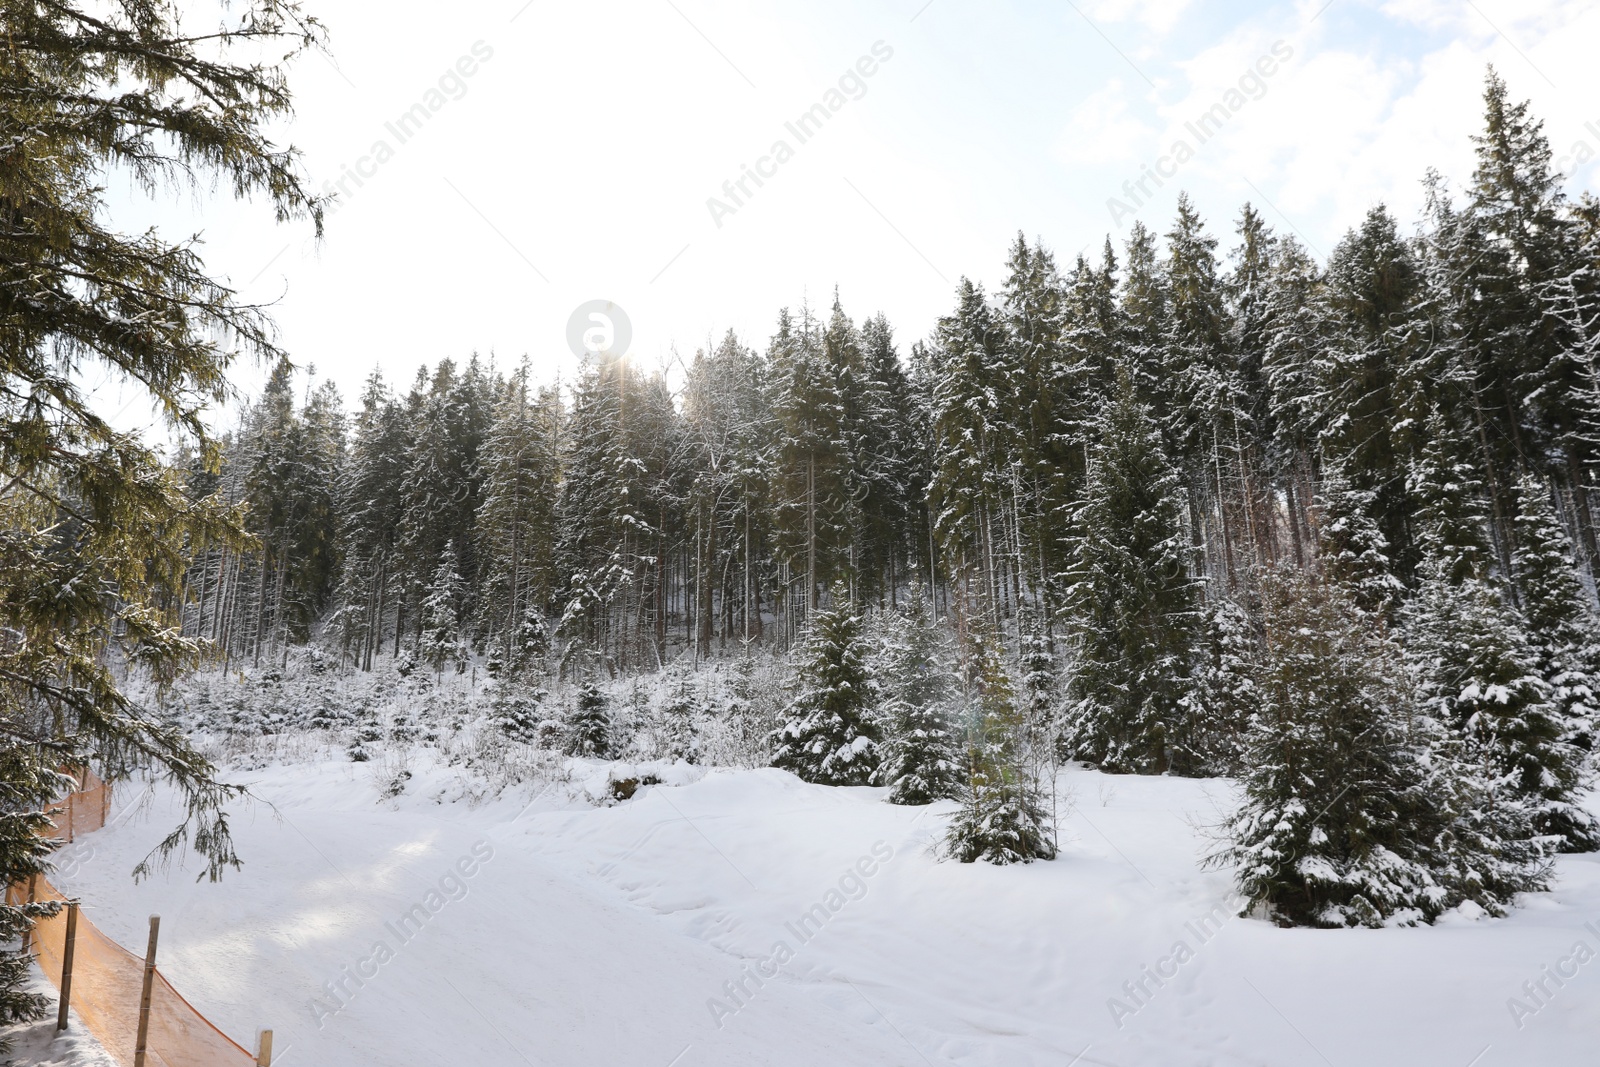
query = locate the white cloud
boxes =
[1058,80,1156,166]
[1084,0,1193,34]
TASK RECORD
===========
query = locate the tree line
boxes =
[186,70,1600,923]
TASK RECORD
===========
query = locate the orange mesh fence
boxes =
[8,777,258,1067]
[43,769,112,843]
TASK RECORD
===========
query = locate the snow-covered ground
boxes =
[22,750,1600,1066]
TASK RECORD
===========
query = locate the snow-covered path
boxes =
[44,758,1600,1066]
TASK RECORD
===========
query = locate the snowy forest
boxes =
[162,70,1600,928]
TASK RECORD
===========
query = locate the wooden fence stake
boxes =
[133,915,160,1067]
[65,791,74,844]
[56,902,79,1031]
[24,875,37,956]
[256,1028,274,1066]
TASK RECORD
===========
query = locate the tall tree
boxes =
[0,0,322,1037]
[1062,367,1203,773]
[477,364,561,672]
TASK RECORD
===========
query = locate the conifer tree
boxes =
[770,308,852,612]
[945,626,1056,864]
[477,366,561,670]
[333,370,408,669]
[493,684,548,744]
[928,280,1014,616]
[1062,367,1202,773]
[1514,475,1600,754]
[420,541,467,675]
[876,590,961,804]
[1213,566,1544,927]
[0,0,327,1033]
[1503,477,1600,849]
[568,682,613,759]
[852,312,926,605]
[772,584,880,785]
[1318,206,1430,601]
[1016,603,1061,752]
[1188,596,1256,776]
[1405,571,1593,853]
[999,234,1074,597]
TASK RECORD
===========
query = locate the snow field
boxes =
[33,753,1600,1066]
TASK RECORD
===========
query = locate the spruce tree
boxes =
[1401,425,1596,853]
[1515,475,1600,753]
[945,627,1056,864]
[1188,596,1256,776]
[477,366,561,671]
[1319,205,1430,599]
[1062,366,1202,773]
[876,590,961,804]
[419,542,467,675]
[1213,566,1544,927]
[772,585,880,785]
[928,279,1015,612]
[1405,572,1593,853]
[1507,477,1600,849]
[1016,603,1061,753]
[494,685,548,745]
[568,682,613,759]
[769,307,852,610]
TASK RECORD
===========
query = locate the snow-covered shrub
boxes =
[772,586,881,786]
[567,682,613,758]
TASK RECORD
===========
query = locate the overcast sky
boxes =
[107,0,1600,418]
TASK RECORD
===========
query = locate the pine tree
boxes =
[772,584,880,785]
[876,590,961,804]
[769,307,852,612]
[1062,366,1202,773]
[1507,476,1600,849]
[944,626,1056,864]
[420,541,467,674]
[1212,566,1544,927]
[568,682,613,759]
[1188,596,1256,776]
[1515,475,1600,750]
[477,366,561,670]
